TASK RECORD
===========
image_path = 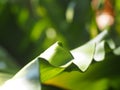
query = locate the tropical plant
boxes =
[0,0,120,90]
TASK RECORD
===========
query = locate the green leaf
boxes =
[40,42,73,67]
[45,54,120,90]
[39,41,73,82]
[71,42,95,72]
[94,41,105,61]
[90,30,108,44]
[94,38,115,62]
[40,59,64,82]
[1,30,119,90]
[0,41,73,89]
[0,59,41,90]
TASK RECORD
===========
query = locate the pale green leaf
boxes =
[90,30,108,44]
[94,41,105,61]
[0,59,41,90]
[71,42,95,72]
[94,38,115,61]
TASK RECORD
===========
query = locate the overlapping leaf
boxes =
[0,30,119,90]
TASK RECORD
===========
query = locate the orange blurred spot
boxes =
[92,0,114,30]
[96,12,114,30]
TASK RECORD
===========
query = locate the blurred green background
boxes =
[0,0,92,66]
[1,0,120,89]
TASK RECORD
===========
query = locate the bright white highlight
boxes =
[1,78,34,90]
[72,52,91,72]
[96,13,114,30]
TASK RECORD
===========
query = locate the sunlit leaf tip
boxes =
[71,42,96,72]
[90,30,109,44]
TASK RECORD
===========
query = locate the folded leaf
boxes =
[1,30,119,90]
[71,42,95,72]
[40,59,64,82]
[94,41,105,61]
[40,42,73,67]
[94,38,115,62]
